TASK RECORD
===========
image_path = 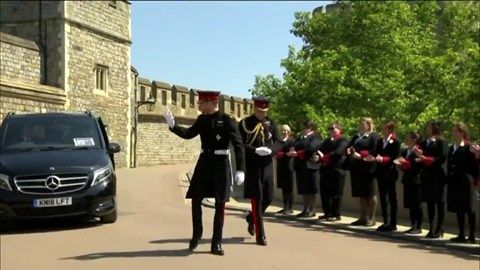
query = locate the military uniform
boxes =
[239,97,282,245]
[166,91,245,256]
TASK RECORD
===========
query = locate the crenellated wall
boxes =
[134,77,254,167]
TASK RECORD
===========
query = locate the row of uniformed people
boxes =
[275,118,479,243]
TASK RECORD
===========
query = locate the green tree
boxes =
[250,1,480,140]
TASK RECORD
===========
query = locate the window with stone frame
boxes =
[95,65,108,91]
[237,104,241,118]
[181,94,186,109]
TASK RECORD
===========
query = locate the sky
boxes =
[131,1,332,99]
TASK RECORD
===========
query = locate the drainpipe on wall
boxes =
[132,72,139,168]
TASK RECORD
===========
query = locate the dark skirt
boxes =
[420,183,446,203]
[403,183,422,209]
[447,175,477,213]
[420,169,446,203]
[276,167,295,192]
[295,169,319,195]
[350,171,376,197]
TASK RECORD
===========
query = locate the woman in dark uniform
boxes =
[345,117,380,227]
[447,122,479,243]
[289,120,322,218]
[373,121,401,232]
[275,124,296,215]
[413,120,448,238]
[394,132,423,234]
[317,122,349,221]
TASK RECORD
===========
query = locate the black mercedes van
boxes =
[0,111,120,224]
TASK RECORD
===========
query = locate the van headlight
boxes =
[0,174,12,191]
[91,166,112,186]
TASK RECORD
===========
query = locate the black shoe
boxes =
[467,236,476,244]
[189,237,201,251]
[376,224,388,232]
[210,243,225,256]
[284,209,294,215]
[276,208,286,214]
[247,221,254,236]
[327,216,341,222]
[304,212,316,218]
[450,235,467,243]
[350,219,367,226]
[318,214,329,220]
[296,211,307,217]
[256,237,267,246]
[385,225,397,232]
[425,231,434,238]
[432,229,444,239]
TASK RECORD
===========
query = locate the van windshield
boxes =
[0,116,103,152]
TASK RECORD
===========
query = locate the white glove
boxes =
[163,109,175,128]
[255,147,272,156]
[234,171,245,186]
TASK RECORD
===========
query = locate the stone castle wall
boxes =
[0,32,65,120]
[0,0,253,168]
[0,1,133,169]
[63,0,133,169]
[134,78,254,167]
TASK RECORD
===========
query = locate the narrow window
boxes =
[161,91,167,105]
[237,104,241,118]
[181,94,186,108]
[140,86,146,101]
[94,65,108,91]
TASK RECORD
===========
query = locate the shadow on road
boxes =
[61,249,209,260]
[224,211,480,262]
[149,236,248,245]
[63,237,249,260]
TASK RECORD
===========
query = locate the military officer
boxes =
[163,90,246,256]
[239,96,282,246]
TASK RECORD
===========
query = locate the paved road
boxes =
[1,165,478,270]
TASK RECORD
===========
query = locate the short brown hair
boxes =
[303,120,316,130]
[383,121,395,133]
[427,120,442,136]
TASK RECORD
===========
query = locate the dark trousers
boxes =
[192,197,225,244]
[409,207,423,229]
[456,212,476,238]
[246,197,271,239]
[319,169,345,217]
[378,177,398,226]
[319,178,342,217]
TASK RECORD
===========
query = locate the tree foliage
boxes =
[249,1,480,140]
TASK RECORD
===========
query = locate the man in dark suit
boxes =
[164,90,246,256]
[239,97,282,246]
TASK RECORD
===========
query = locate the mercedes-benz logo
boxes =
[45,176,61,190]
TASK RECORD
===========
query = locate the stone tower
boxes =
[0,0,133,168]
